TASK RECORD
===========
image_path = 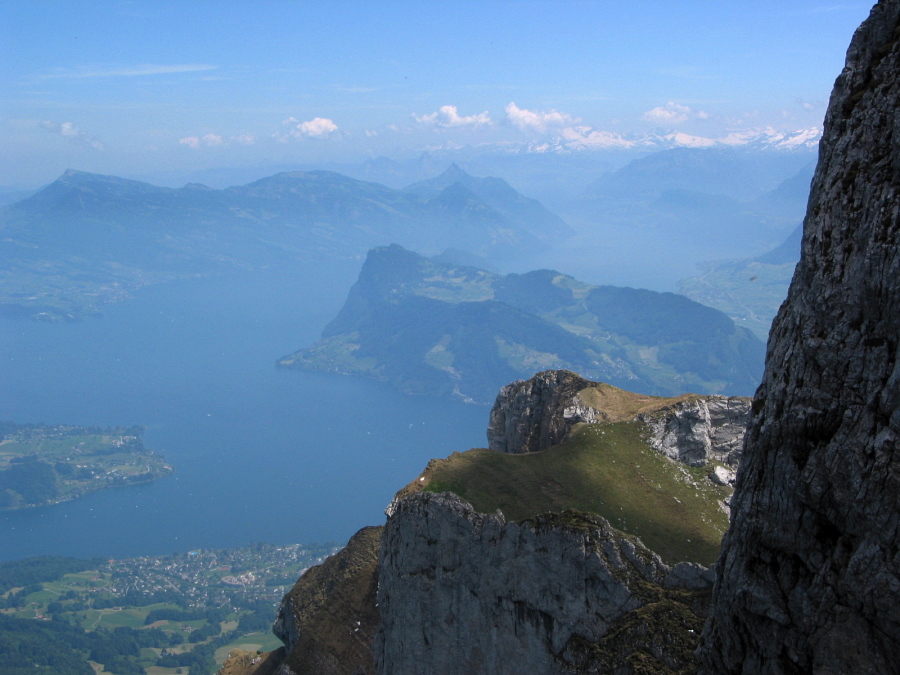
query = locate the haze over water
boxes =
[0,263,487,561]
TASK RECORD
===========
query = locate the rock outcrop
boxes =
[699,2,900,672]
[375,491,713,675]
[218,648,285,675]
[639,396,749,467]
[487,369,749,467]
[487,370,605,453]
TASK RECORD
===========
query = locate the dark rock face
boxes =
[699,2,900,672]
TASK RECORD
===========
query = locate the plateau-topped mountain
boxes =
[222,371,749,674]
[0,168,563,321]
[278,244,765,403]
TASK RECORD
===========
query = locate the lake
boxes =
[0,262,488,561]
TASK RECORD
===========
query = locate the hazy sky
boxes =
[0,1,874,187]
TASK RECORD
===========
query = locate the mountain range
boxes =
[0,166,565,321]
[278,244,765,403]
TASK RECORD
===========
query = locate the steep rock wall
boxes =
[699,2,900,672]
[374,491,713,675]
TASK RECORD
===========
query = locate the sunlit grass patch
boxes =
[417,421,730,566]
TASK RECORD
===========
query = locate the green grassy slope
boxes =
[404,421,731,566]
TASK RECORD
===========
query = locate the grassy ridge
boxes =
[410,421,730,566]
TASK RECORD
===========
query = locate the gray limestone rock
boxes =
[487,369,603,454]
[375,491,713,675]
[639,396,750,467]
[698,2,900,672]
[270,526,381,675]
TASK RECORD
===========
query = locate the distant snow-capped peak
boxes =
[426,127,822,156]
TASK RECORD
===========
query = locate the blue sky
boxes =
[0,1,875,187]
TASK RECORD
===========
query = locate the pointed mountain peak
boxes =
[440,163,470,180]
[403,163,475,195]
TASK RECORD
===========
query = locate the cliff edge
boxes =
[375,492,713,675]
[698,2,900,672]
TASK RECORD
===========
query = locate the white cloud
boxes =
[642,101,692,124]
[559,126,635,149]
[278,116,339,140]
[179,133,253,149]
[413,105,491,128]
[40,120,104,149]
[505,102,577,133]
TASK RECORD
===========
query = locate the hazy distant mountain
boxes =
[670,164,811,338]
[404,164,571,241]
[751,161,816,216]
[583,147,814,201]
[677,224,802,340]
[0,186,33,207]
[279,245,765,404]
[0,169,566,321]
[522,147,814,289]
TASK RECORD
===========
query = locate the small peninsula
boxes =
[0,422,172,510]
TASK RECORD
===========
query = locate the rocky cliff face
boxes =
[487,370,604,453]
[375,491,713,675]
[698,2,900,672]
[488,369,749,469]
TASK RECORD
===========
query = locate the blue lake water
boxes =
[0,264,488,561]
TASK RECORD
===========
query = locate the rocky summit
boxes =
[699,2,900,672]
[487,369,749,465]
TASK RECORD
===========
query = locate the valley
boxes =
[0,541,339,673]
